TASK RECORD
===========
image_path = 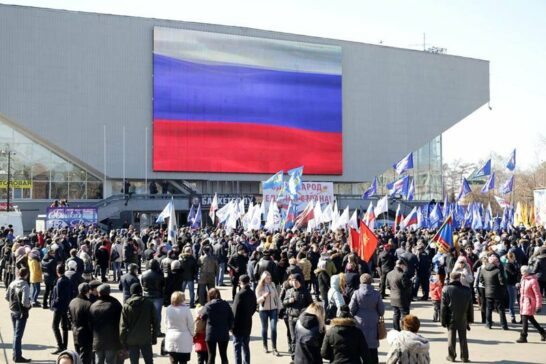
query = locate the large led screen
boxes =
[153,27,342,174]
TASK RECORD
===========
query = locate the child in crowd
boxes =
[193,304,208,364]
[430,272,443,322]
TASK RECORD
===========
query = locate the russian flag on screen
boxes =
[152,27,343,175]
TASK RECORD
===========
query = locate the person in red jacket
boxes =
[430,272,443,322]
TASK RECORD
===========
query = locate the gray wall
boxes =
[0,4,489,183]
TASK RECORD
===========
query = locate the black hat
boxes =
[89,280,101,289]
[130,283,143,296]
[239,275,250,284]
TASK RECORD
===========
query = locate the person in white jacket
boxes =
[386,315,430,364]
[164,291,195,364]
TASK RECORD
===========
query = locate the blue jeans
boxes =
[11,312,28,360]
[181,280,195,306]
[112,261,122,281]
[151,297,163,332]
[95,350,117,364]
[259,310,278,348]
[233,335,250,364]
[507,285,517,318]
[30,282,41,304]
[128,344,153,364]
[216,262,226,286]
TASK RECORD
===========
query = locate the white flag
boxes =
[330,201,340,231]
[374,195,389,217]
[338,206,350,228]
[215,200,233,224]
[209,193,218,222]
[156,199,177,242]
[265,202,281,232]
[248,203,262,231]
[313,201,323,225]
[349,210,358,230]
[321,202,333,223]
[238,198,246,218]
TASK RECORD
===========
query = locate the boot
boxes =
[516,334,527,343]
[540,330,546,341]
[263,340,269,353]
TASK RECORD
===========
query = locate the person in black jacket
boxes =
[414,244,432,300]
[227,246,249,300]
[42,248,58,309]
[282,273,313,357]
[479,255,508,329]
[231,275,257,364]
[164,261,184,306]
[386,259,412,331]
[294,302,325,364]
[321,305,369,364]
[51,264,75,354]
[441,271,474,363]
[89,284,122,364]
[201,288,234,364]
[179,246,198,308]
[378,242,396,298]
[68,283,93,364]
[141,259,165,335]
[119,263,140,303]
[254,250,278,284]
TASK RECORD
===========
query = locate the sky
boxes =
[3,0,545,169]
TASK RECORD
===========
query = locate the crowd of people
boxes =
[1,219,546,364]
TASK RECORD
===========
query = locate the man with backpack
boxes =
[5,267,32,363]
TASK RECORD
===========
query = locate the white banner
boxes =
[534,189,546,226]
[263,182,334,212]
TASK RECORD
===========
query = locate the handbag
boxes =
[377,316,387,340]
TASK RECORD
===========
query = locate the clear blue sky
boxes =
[3,0,545,169]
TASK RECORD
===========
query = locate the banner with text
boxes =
[45,207,98,230]
[263,182,334,212]
[534,189,546,226]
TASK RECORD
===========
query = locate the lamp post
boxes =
[1,149,15,212]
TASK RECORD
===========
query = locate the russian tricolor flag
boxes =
[152,27,343,174]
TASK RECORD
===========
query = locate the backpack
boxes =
[111,247,120,261]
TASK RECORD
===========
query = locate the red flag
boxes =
[349,228,360,252]
[359,220,379,263]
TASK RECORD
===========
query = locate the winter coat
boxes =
[429,279,443,301]
[179,253,198,281]
[41,254,58,284]
[349,283,385,349]
[89,295,122,351]
[141,266,165,299]
[519,274,542,316]
[118,272,140,302]
[386,267,412,308]
[344,271,360,301]
[198,254,219,284]
[386,330,430,364]
[120,295,158,346]
[327,274,346,317]
[504,261,520,285]
[479,263,506,299]
[28,257,43,284]
[440,281,474,330]
[294,312,324,364]
[532,254,546,282]
[51,275,75,312]
[378,249,396,274]
[164,269,184,305]
[232,286,257,336]
[5,278,31,314]
[315,269,331,299]
[68,294,92,346]
[254,256,278,284]
[227,253,248,279]
[283,285,313,318]
[321,317,369,364]
[256,282,281,311]
[165,304,194,353]
[451,264,474,288]
[202,298,234,342]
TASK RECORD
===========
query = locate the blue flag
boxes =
[481,172,495,193]
[474,159,492,178]
[484,203,492,231]
[191,204,202,229]
[499,175,514,194]
[429,203,443,229]
[407,178,415,201]
[187,204,196,226]
[457,177,472,201]
[393,152,414,175]
[506,149,516,171]
[431,215,454,252]
[471,204,483,230]
[387,175,410,196]
[287,166,304,199]
[362,177,377,199]
[262,170,284,189]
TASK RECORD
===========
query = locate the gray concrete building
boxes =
[0,4,489,230]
